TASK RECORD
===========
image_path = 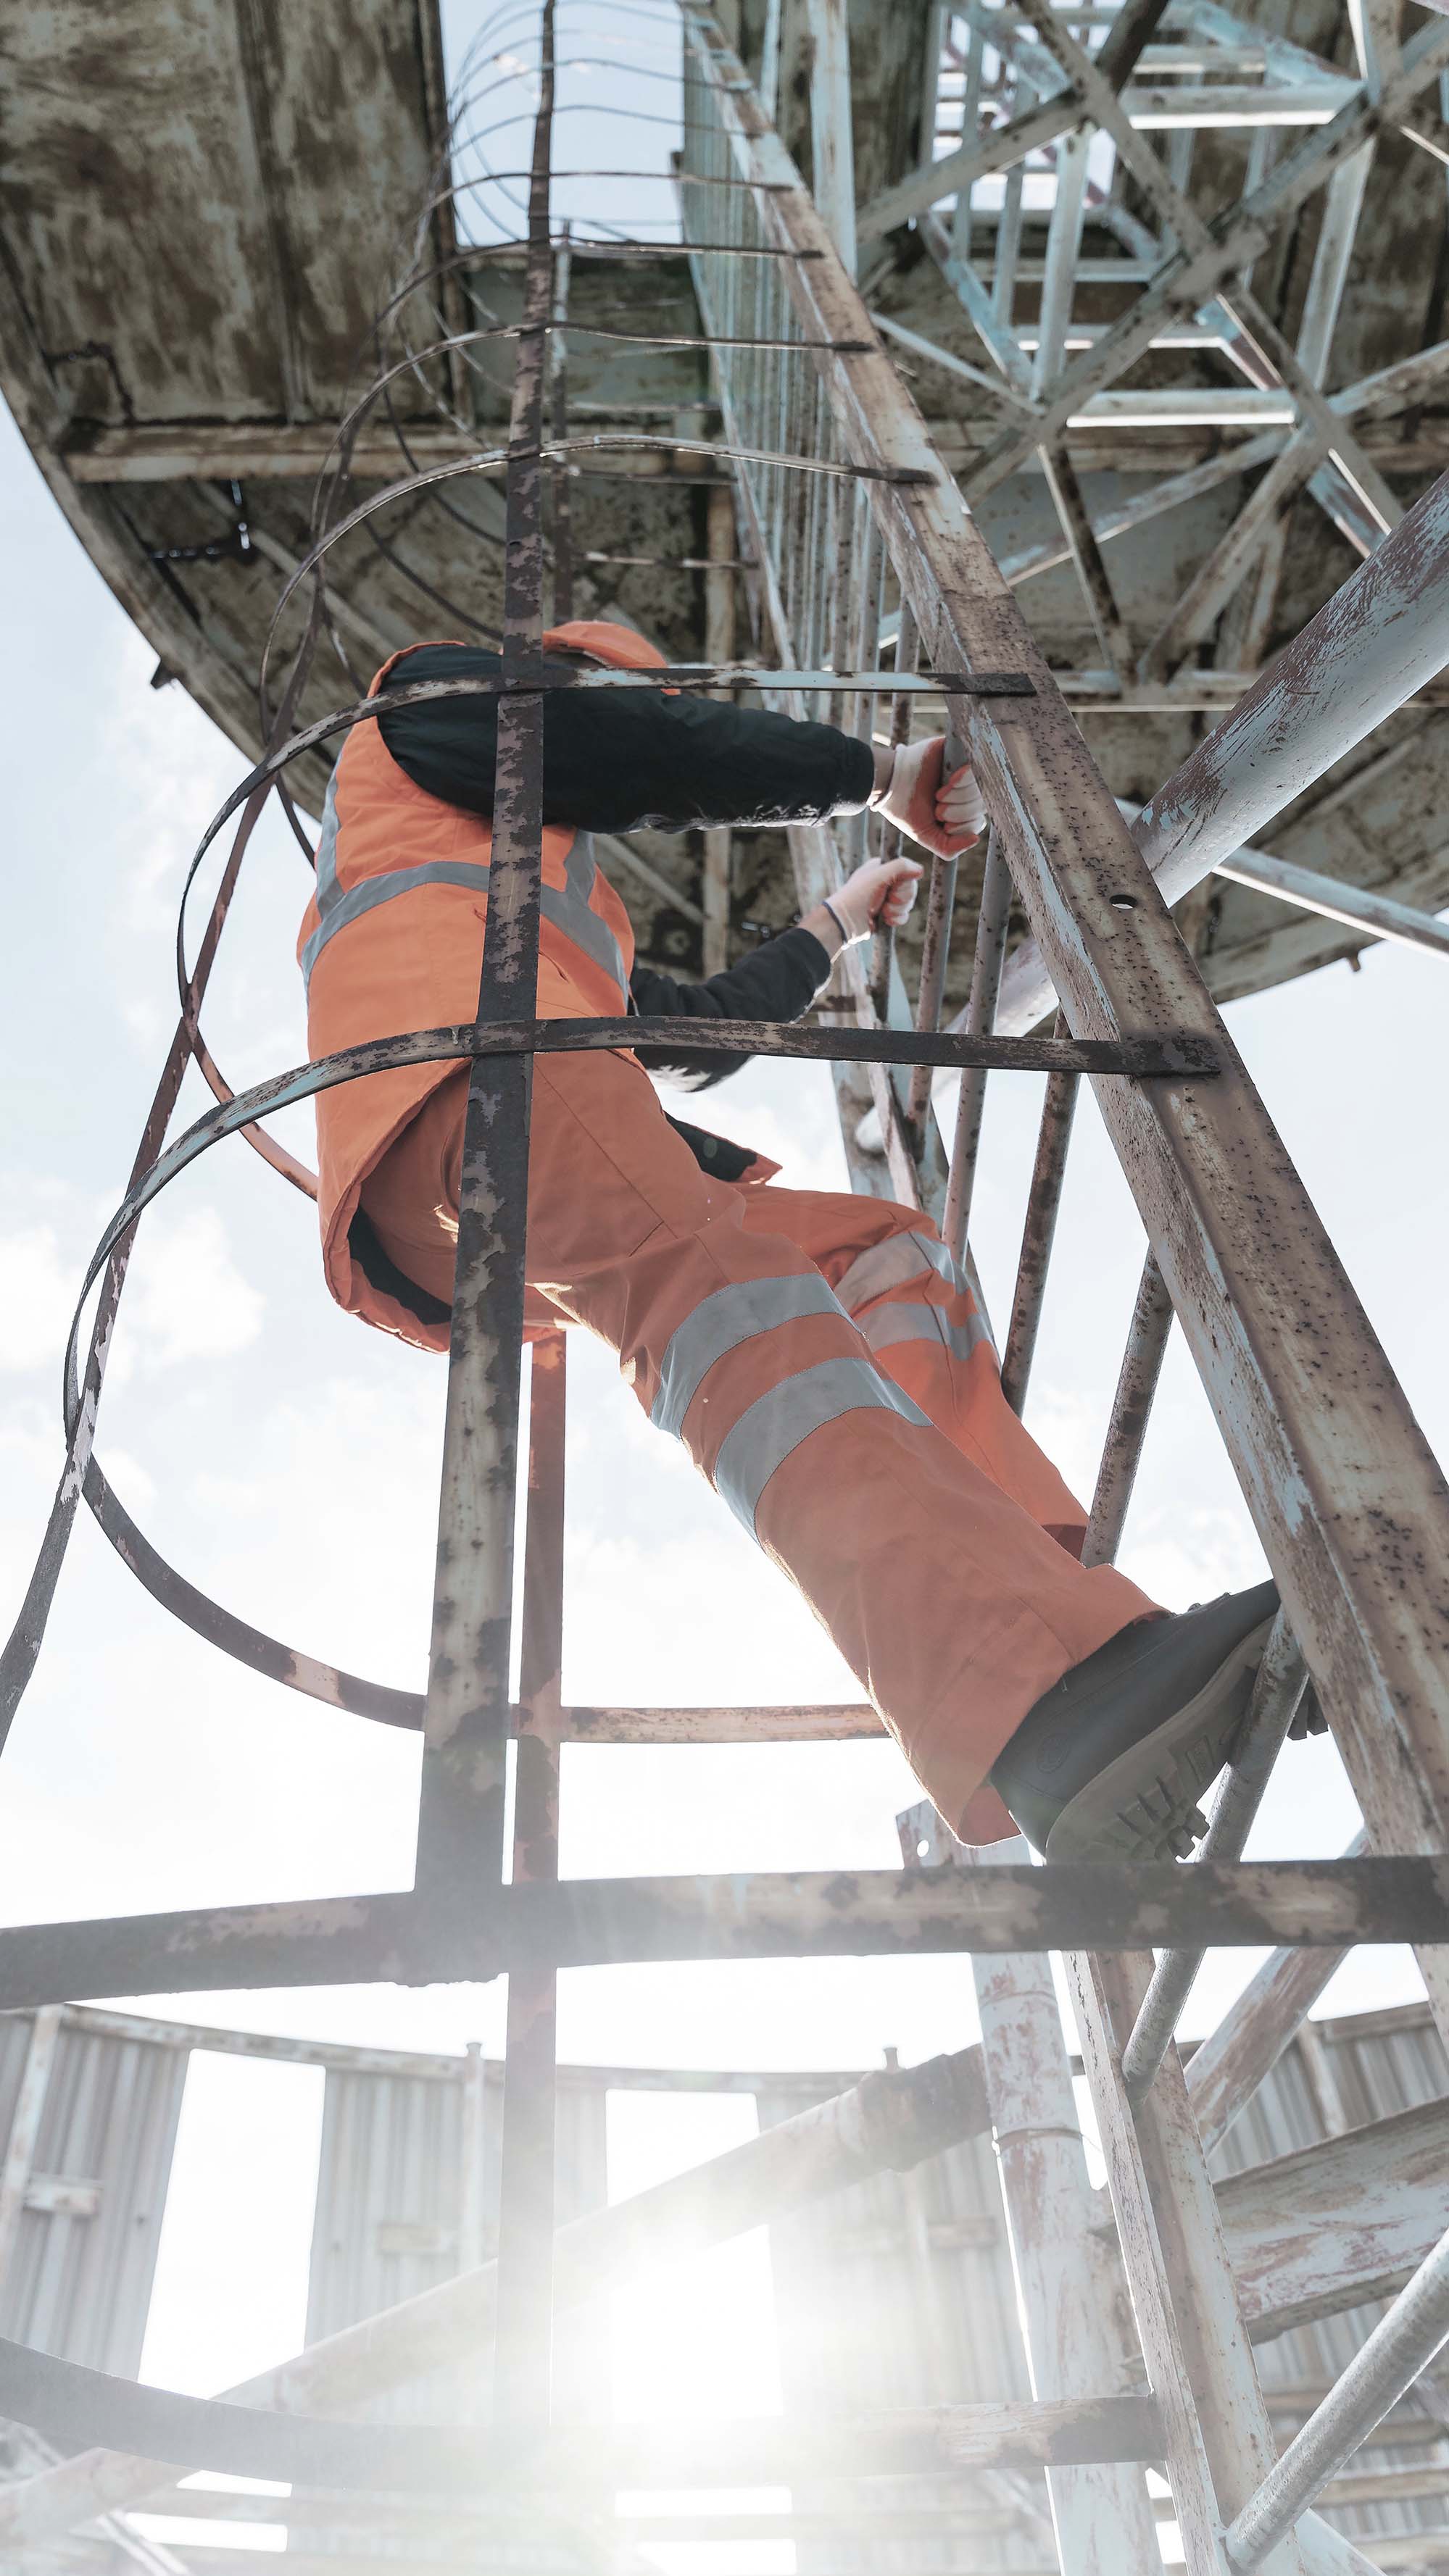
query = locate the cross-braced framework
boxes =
[864,0,1449,699]
[3,0,1449,2569]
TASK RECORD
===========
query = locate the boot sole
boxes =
[1042,1612,1276,1865]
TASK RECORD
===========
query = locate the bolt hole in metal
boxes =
[1110,893,1139,911]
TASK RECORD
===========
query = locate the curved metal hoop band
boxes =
[0,2332,536,2491]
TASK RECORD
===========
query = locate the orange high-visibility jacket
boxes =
[298,621,663,1346]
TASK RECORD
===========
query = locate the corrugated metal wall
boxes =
[0,2011,186,2376]
[304,2061,611,2430]
[1,2002,1446,2570]
[759,2080,1045,2576]
[1205,2009,1449,2563]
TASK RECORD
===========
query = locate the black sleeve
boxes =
[629,925,833,1089]
[630,926,831,1027]
[375,644,875,833]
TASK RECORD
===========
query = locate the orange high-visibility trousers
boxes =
[361,1040,1158,1841]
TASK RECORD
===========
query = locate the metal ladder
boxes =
[1,2,1449,2569]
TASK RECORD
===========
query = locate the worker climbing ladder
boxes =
[1,1,1449,2570]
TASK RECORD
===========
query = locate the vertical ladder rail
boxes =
[1079,1254,1176,1570]
[999,1026,1079,1416]
[942,831,1011,1259]
[415,0,554,2157]
[494,1334,568,2425]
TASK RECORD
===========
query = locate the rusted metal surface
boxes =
[9,0,1449,1013]
[999,1029,1080,1418]
[494,1335,567,2427]
[4,1863,1449,2019]
[1080,1253,1176,1570]
[1071,1944,1311,2573]
[412,2,555,1938]
[5,4,1449,2551]
[943,832,1013,1262]
[2,1996,1447,2554]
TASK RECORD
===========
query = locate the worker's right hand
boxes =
[875,735,986,859]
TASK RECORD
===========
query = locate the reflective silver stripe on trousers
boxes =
[834,1228,966,1315]
[299,830,628,1000]
[713,1356,931,1538]
[862,1303,992,1367]
[650,1274,848,1440]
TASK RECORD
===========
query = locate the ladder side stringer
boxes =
[682,5,1449,1970]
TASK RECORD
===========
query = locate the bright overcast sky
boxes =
[2,0,1447,2435]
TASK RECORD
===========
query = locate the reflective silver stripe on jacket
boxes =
[713,1356,931,1538]
[860,1303,992,1367]
[833,1227,964,1315]
[299,828,627,1000]
[300,858,494,989]
[650,1274,848,1440]
[550,834,630,997]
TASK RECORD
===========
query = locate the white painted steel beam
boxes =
[926,1818,1163,2572]
[996,472,1449,1027]
[1213,843,1449,962]
[1071,1946,1310,2572]
[805,0,856,275]
[858,70,1362,235]
[1183,1847,1368,2157]
[1018,4,1400,549]
[1223,2093,1449,2341]
[1115,78,1358,122]
[962,19,1449,498]
[0,2009,62,2284]
[1226,2219,1449,2565]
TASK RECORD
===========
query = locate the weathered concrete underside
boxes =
[2,0,1448,1006]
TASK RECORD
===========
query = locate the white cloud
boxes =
[0,1224,74,1371]
[104,1446,159,1512]
[127,1209,265,1367]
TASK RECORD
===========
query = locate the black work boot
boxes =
[988,1580,1279,1863]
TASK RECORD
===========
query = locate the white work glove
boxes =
[826,854,924,944]
[875,735,986,859]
